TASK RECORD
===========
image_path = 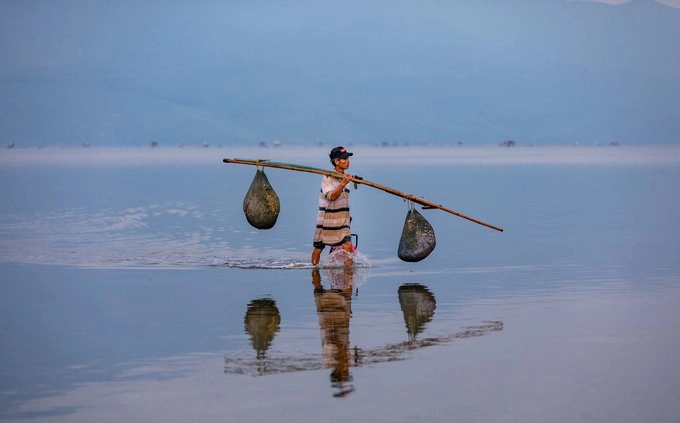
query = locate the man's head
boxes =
[329,146,353,166]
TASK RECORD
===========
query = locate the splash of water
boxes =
[319,249,371,269]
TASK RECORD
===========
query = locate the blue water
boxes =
[1,146,679,422]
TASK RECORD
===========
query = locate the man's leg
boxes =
[341,242,354,266]
[311,247,323,266]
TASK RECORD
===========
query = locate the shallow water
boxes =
[1,146,679,422]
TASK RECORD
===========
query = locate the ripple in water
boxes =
[220,249,371,270]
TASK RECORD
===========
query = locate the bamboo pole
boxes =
[223,158,503,232]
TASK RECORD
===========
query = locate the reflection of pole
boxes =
[244,298,281,371]
[398,284,437,343]
[312,267,356,397]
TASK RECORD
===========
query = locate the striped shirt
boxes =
[313,175,351,247]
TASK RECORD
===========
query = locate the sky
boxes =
[1,0,679,146]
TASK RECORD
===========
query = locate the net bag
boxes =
[397,205,436,262]
[243,169,280,229]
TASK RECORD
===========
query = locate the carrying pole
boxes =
[223,158,503,232]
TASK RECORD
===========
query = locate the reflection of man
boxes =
[312,267,355,397]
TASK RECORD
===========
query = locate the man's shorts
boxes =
[313,235,352,249]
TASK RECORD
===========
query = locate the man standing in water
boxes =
[311,146,354,266]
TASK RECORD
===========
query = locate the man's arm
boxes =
[326,174,352,201]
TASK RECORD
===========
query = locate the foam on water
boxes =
[220,257,312,270]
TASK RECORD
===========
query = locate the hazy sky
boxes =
[1,0,679,146]
[587,0,680,5]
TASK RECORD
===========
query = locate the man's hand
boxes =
[341,173,353,187]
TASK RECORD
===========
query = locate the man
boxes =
[311,146,354,266]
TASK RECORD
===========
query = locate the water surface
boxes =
[1,146,679,422]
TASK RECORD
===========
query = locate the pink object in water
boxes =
[329,245,357,253]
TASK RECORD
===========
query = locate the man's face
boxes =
[335,157,350,169]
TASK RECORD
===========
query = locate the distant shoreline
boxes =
[2,144,679,166]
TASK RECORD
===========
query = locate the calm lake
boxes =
[1,145,679,422]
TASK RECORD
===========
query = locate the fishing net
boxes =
[321,249,371,269]
[397,203,436,262]
[319,256,371,291]
[242,169,280,229]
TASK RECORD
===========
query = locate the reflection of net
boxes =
[243,298,281,359]
[224,321,503,376]
[398,284,437,342]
